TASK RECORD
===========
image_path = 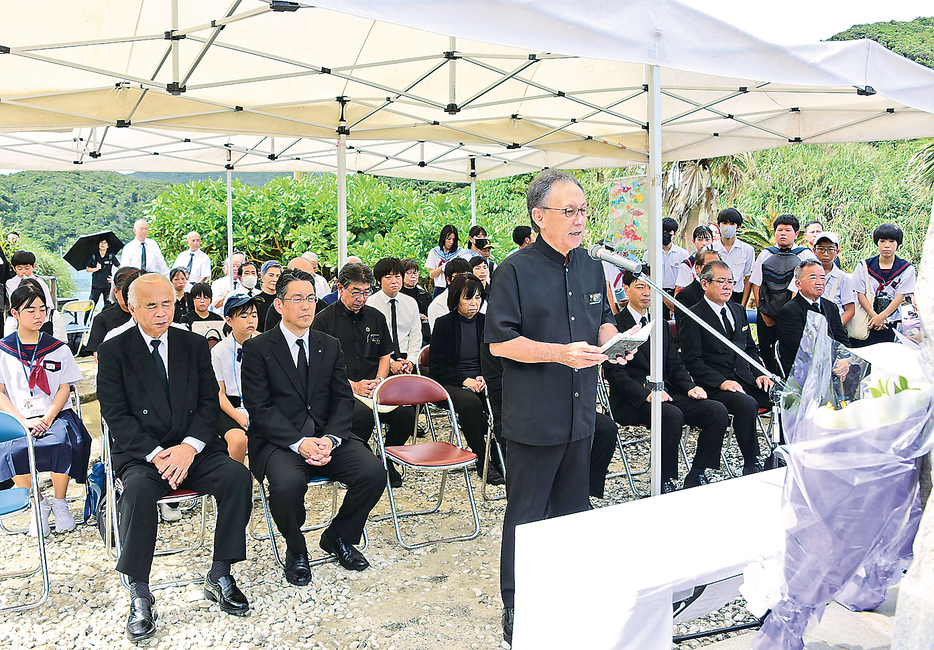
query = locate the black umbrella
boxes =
[63,230,124,271]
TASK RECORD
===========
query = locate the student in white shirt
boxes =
[211,294,260,464]
[5,251,54,311]
[366,258,421,374]
[851,223,916,346]
[120,219,169,276]
[171,231,212,287]
[712,208,756,305]
[425,225,472,298]
[210,252,245,313]
[674,224,713,289]
[813,232,855,326]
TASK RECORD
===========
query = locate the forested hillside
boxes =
[829,16,934,69]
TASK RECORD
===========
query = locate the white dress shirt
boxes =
[6,274,55,311]
[712,238,755,286]
[210,276,241,314]
[366,290,422,360]
[172,249,212,286]
[313,274,330,300]
[121,238,169,276]
[644,244,688,290]
[704,296,735,331]
[822,265,855,315]
[136,325,205,460]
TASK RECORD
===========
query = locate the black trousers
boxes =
[589,412,620,499]
[707,380,771,466]
[757,314,780,376]
[731,291,746,305]
[439,384,490,464]
[352,400,416,447]
[501,436,591,609]
[116,450,252,583]
[262,440,386,554]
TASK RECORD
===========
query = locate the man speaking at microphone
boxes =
[486,170,633,645]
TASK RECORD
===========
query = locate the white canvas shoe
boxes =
[27,497,52,537]
[158,502,182,522]
[51,497,76,532]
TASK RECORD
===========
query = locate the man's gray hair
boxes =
[338,262,374,288]
[302,251,319,263]
[127,273,172,308]
[699,260,731,283]
[795,259,823,280]
[693,246,722,270]
[526,170,584,233]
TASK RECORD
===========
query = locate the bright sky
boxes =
[680,0,931,45]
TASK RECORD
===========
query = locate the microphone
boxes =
[588,245,643,274]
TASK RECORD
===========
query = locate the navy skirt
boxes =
[0,408,92,484]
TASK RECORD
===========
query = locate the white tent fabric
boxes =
[1,0,933,178]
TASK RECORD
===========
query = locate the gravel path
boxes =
[0,399,765,650]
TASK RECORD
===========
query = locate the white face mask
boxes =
[720,225,737,240]
[241,275,257,290]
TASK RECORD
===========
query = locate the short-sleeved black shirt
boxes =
[86,251,120,289]
[485,238,614,446]
[312,300,392,382]
[85,303,132,353]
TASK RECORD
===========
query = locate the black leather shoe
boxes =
[683,472,709,489]
[284,551,312,586]
[743,461,765,476]
[387,463,403,488]
[126,594,157,643]
[204,572,250,616]
[502,607,514,645]
[320,532,369,571]
[661,478,678,494]
[479,463,505,486]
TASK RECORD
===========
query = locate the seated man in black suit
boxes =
[777,260,851,377]
[98,274,253,642]
[603,266,729,493]
[242,269,386,585]
[679,261,774,476]
[673,247,720,329]
[312,262,416,488]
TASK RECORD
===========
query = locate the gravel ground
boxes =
[0,398,768,650]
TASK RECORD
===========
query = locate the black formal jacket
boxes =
[241,325,354,479]
[428,312,485,387]
[678,298,761,391]
[98,326,221,473]
[674,280,704,328]
[777,293,850,376]
[603,309,697,410]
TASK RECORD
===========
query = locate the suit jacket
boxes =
[97,326,221,473]
[241,326,354,479]
[603,309,696,411]
[674,280,704,329]
[777,293,850,376]
[428,312,484,387]
[678,298,761,391]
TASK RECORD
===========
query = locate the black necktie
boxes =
[639,316,647,328]
[720,307,734,339]
[810,302,822,315]
[150,339,169,396]
[187,252,195,273]
[389,298,401,357]
[140,241,147,272]
[296,338,309,395]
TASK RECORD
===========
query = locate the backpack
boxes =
[759,246,806,319]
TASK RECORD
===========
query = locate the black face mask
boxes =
[662,232,674,246]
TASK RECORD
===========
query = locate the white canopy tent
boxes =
[3,0,934,501]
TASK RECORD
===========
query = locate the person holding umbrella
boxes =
[85,236,121,312]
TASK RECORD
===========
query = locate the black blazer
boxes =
[674,280,704,329]
[428,312,484,388]
[777,293,850,376]
[98,326,221,473]
[241,325,354,479]
[603,309,696,410]
[678,298,761,391]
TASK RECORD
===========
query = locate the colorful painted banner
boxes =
[604,176,648,256]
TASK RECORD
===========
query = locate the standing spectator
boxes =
[650,217,689,319]
[255,261,281,332]
[467,225,488,258]
[813,233,855,326]
[210,252,245,313]
[476,238,497,275]
[674,225,714,290]
[802,220,823,253]
[6,251,54,311]
[302,251,331,299]
[507,226,533,258]
[427,258,475,331]
[172,231,211,287]
[712,208,755,305]
[750,215,815,375]
[366,258,421,374]
[6,232,19,247]
[425,225,471,298]
[120,219,169,276]
[399,258,432,345]
[85,267,142,361]
[0,236,11,338]
[237,261,261,297]
[85,236,120,312]
[170,267,193,324]
[851,223,916,346]
[182,283,224,328]
[706,221,721,242]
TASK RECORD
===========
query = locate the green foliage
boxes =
[828,17,934,70]
[867,375,920,398]
[0,229,76,298]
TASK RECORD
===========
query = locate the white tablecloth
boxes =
[513,468,787,649]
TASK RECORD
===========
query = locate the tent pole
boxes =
[226,151,234,292]
[337,133,348,268]
[646,64,663,497]
[170,0,180,85]
[470,179,477,226]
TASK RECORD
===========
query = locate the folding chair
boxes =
[372,374,480,549]
[0,413,50,612]
[62,300,96,355]
[251,474,368,568]
[101,421,211,590]
[413,344,443,441]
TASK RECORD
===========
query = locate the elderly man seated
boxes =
[98,274,253,642]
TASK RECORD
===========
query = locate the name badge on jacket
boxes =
[42,360,62,372]
[588,293,602,305]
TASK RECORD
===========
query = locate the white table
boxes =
[513,468,786,649]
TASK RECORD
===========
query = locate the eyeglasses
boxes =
[404,269,419,275]
[281,294,317,305]
[540,206,588,219]
[814,246,838,253]
[708,278,735,286]
[345,289,369,299]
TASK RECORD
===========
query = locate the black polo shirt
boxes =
[312,300,392,382]
[485,238,614,446]
[85,303,132,353]
[86,251,120,289]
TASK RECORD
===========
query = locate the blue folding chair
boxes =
[0,412,50,612]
